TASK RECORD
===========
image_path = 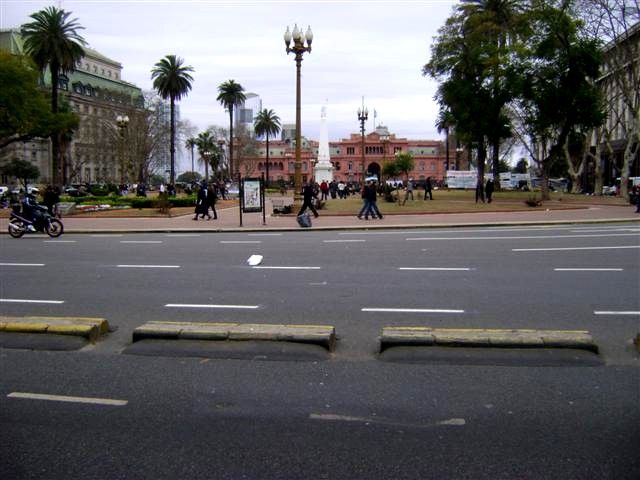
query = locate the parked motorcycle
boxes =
[8,205,64,238]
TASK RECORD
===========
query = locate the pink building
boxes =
[245,126,446,186]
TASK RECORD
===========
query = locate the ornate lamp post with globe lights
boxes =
[116,114,129,183]
[357,104,368,181]
[284,24,313,200]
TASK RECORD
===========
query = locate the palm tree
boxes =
[254,108,281,187]
[195,131,215,181]
[151,55,194,187]
[216,80,246,178]
[21,6,86,185]
[185,137,197,173]
[436,109,456,172]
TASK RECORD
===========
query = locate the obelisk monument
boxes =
[314,104,333,183]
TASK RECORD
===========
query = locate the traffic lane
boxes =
[2,230,636,319]
[1,247,637,356]
[3,405,638,479]
[1,350,638,479]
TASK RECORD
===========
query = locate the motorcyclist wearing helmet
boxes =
[21,188,42,228]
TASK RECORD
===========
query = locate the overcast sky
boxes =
[2,0,458,145]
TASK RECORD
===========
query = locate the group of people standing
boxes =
[193,181,219,220]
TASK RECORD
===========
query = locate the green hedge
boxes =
[59,194,197,208]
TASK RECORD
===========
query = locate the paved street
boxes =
[1,211,639,479]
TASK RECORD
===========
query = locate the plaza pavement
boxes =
[1,199,638,234]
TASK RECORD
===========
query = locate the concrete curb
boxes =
[0,316,109,343]
[2,216,638,235]
[133,321,337,352]
[380,327,598,353]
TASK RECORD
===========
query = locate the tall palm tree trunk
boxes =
[170,96,176,186]
[228,110,234,178]
[50,61,62,185]
[265,135,270,187]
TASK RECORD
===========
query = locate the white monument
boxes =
[314,104,333,184]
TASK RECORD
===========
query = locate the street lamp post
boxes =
[284,24,313,201]
[358,104,368,182]
[203,150,212,181]
[116,114,129,184]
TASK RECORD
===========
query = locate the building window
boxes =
[348,162,353,171]
[347,147,355,155]
[289,162,295,172]
[420,162,425,171]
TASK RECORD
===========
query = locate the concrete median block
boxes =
[47,324,99,342]
[0,316,108,343]
[133,321,336,351]
[4,322,50,333]
[380,327,597,353]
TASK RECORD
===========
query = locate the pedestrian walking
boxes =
[485,178,494,203]
[207,183,218,220]
[358,180,383,220]
[337,181,346,199]
[193,181,209,220]
[402,178,414,205]
[633,185,640,213]
[424,177,433,200]
[297,180,319,218]
[357,181,372,219]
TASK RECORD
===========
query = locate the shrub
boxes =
[525,195,542,207]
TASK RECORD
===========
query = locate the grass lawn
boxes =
[318,189,629,215]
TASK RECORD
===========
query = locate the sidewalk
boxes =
[2,202,638,233]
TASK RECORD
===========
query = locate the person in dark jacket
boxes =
[42,185,60,215]
[297,181,319,218]
[485,178,494,203]
[424,177,433,200]
[207,183,218,220]
[193,181,210,220]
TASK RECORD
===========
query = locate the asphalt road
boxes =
[1,223,639,479]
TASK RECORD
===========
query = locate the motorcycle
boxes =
[8,204,64,238]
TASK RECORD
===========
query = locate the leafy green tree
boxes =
[394,152,415,182]
[425,10,494,195]
[0,158,40,189]
[195,130,221,181]
[151,55,194,187]
[382,161,399,179]
[20,6,86,185]
[514,1,604,199]
[0,51,78,149]
[512,158,528,174]
[254,108,281,186]
[425,0,524,196]
[177,171,202,184]
[459,0,523,187]
[185,137,197,173]
[216,80,246,177]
